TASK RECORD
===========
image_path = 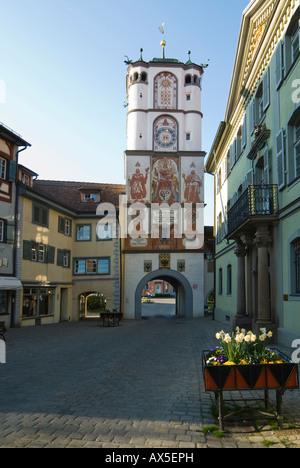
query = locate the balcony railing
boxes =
[227,185,278,236]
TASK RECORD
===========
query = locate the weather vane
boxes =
[158,22,166,58]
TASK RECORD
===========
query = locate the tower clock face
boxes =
[154,127,177,149]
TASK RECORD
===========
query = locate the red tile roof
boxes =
[30,180,126,214]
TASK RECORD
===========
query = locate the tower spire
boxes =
[158,22,166,58]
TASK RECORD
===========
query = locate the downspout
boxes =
[11,145,29,328]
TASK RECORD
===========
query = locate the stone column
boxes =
[232,241,251,330]
[254,226,272,325]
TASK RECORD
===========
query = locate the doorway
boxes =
[60,288,69,321]
[135,268,193,320]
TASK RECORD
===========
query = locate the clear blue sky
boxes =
[1,0,249,225]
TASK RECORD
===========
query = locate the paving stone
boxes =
[1,317,300,449]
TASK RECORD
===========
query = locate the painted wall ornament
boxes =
[152,156,179,203]
[128,161,150,203]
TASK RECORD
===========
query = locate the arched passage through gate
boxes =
[135,268,193,320]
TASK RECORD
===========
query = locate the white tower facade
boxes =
[122,47,206,319]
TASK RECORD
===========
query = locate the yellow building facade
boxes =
[13,170,125,327]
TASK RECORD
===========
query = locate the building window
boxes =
[0,220,4,242]
[295,121,300,179]
[23,241,55,264]
[32,204,49,228]
[250,67,270,132]
[291,238,300,295]
[74,259,86,275]
[292,26,300,63]
[84,194,98,203]
[218,268,223,295]
[22,288,54,318]
[227,265,232,295]
[0,157,7,180]
[98,258,110,275]
[58,216,72,236]
[76,224,91,241]
[96,223,112,240]
[186,133,191,141]
[74,258,110,276]
[38,244,45,263]
[57,249,71,268]
[0,291,7,314]
[186,93,191,101]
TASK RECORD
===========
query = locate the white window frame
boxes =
[63,251,69,268]
[0,157,7,180]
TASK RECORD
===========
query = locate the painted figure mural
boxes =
[152,157,179,203]
[128,161,150,203]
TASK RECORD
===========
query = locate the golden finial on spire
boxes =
[158,22,166,58]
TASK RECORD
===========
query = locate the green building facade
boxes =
[205,0,300,346]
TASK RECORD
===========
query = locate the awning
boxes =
[0,277,22,291]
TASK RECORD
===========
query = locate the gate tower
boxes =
[122,43,206,319]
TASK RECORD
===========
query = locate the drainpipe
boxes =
[11,145,30,328]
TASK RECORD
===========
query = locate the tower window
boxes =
[141,72,147,82]
[185,75,192,85]
[186,93,191,101]
[186,133,191,141]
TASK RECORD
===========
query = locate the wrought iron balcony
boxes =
[227,185,278,237]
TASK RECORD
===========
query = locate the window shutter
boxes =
[57,249,64,266]
[247,168,254,185]
[8,161,17,182]
[263,146,270,184]
[47,246,55,264]
[242,115,247,149]
[230,140,236,170]
[276,42,283,89]
[263,67,270,112]
[23,240,32,260]
[250,100,255,134]
[276,129,285,190]
[6,222,15,244]
[2,220,7,243]
[58,216,65,234]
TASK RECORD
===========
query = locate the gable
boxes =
[225,0,288,122]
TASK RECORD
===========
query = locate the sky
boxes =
[0,0,250,225]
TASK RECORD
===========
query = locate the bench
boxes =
[0,321,7,342]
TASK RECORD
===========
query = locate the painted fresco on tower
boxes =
[181,158,204,203]
[127,156,150,203]
[152,156,179,203]
[154,72,177,109]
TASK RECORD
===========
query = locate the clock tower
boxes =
[122,43,206,319]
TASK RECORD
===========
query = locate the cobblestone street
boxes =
[1,316,300,448]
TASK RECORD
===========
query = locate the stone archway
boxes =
[135,268,193,320]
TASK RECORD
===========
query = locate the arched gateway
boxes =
[135,268,193,320]
[122,44,206,321]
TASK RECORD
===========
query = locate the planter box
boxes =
[100,312,123,327]
[203,349,299,391]
[203,349,299,430]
